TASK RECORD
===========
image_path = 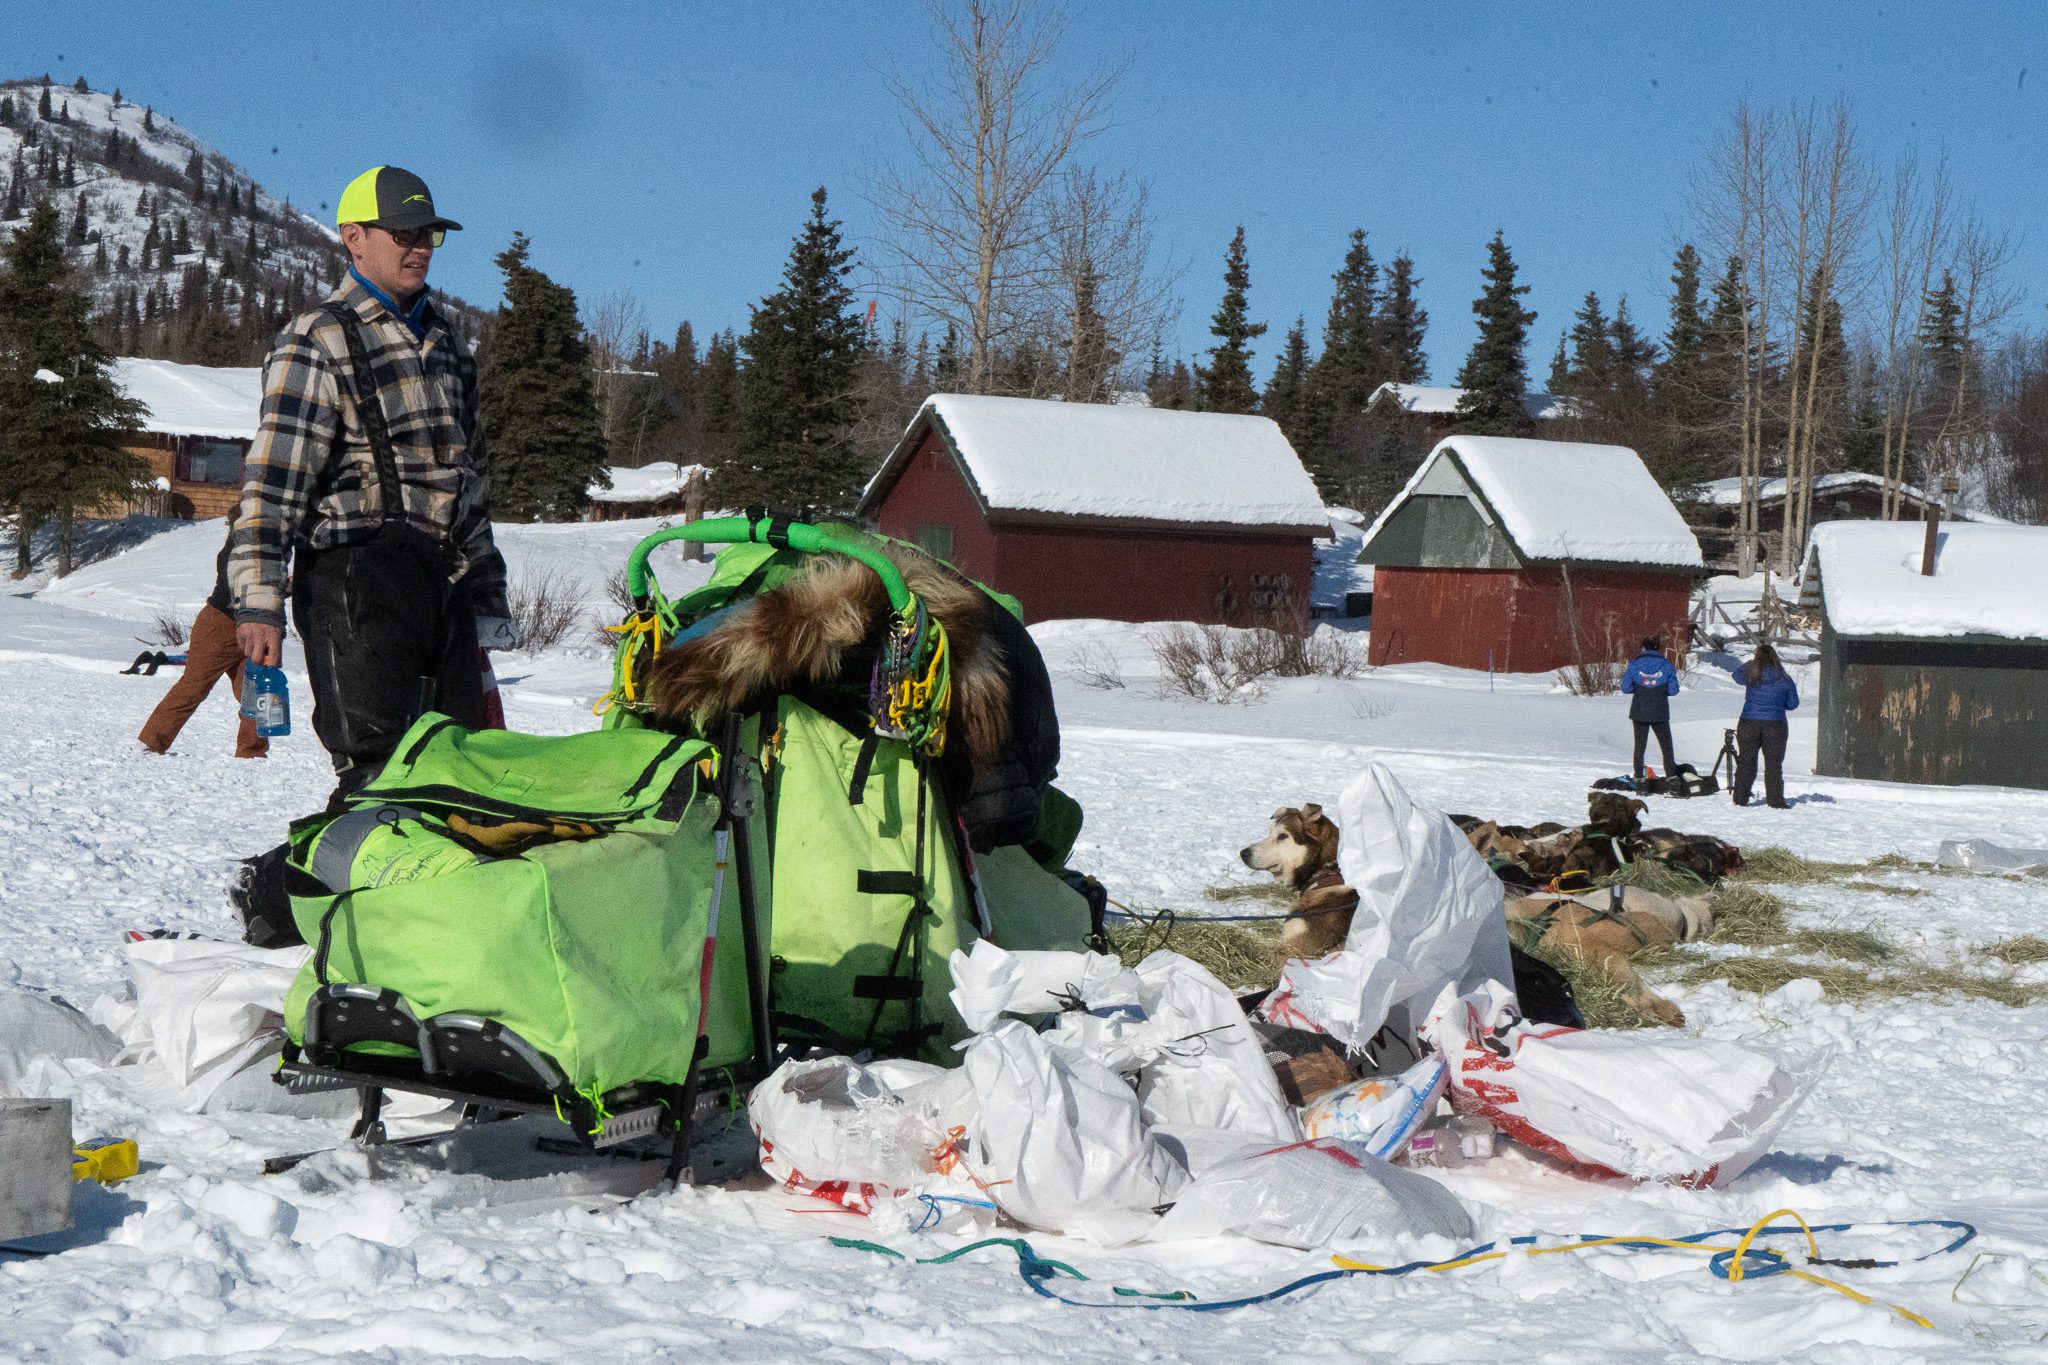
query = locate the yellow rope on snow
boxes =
[1332,1208,1932,1331]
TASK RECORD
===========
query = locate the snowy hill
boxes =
[0,75,482,359]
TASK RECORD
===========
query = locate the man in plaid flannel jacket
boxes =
[230,165,512,808]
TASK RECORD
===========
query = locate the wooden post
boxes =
[680,467,707,562]
[1919,472,1957,578]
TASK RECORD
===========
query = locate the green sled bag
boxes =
[280,714,754,1103]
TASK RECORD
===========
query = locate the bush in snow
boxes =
[150,607,187,648]
[1149,621,1367,702]
[507,567,582,654]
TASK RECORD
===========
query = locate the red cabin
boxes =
[1358,435,1703,673]
[860,396,1328,625]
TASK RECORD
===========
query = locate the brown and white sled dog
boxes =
[1240,805,1713,1026]
[1237,804,1358,960]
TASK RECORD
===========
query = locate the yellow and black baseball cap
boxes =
[336,166,462,232]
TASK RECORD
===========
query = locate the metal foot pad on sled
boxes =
[421,1015,572,1094]
[302,983,426,1071]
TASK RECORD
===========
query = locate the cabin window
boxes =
[914,523,954,561]
[179,439,247,485]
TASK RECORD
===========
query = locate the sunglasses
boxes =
[374,225,445,250]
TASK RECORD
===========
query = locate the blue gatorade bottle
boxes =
[240,662,291,737]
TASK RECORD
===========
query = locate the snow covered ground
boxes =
[5,515,2048,1361]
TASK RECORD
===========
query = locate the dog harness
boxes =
[1283,869,1357,922]
[1519,882,1651,951]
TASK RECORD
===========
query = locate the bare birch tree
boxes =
[1696,101,1778,576]
[1872,152,1953,519]
[1043,167,1181,400]
[1926,219,2019,494]
[587,290,651,460]
[869,0,1124,394]
[1779,102,1869,573]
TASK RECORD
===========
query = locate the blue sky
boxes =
[10,1,2045,379]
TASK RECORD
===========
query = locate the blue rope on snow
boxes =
[849,1218,1978,1313]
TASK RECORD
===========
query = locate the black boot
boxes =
[229,843,304,948]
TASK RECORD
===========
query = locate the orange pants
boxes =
[137,603,268,758]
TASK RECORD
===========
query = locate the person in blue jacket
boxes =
[1731,642,1800,808]
[1620,636,1681,784]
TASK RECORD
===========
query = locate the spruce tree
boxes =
[1700,255,1752,431]
[37,87,52,120]
[1261,317,1311,447]
[1373,254,1428,384]
[1561,291,1615,395]
[1917,269,1966,413]
[724,187,866,514]
[1163,358,1195,410]
[1197,226,1265,414]
[1146,354,1194,410]
[1547,334,1570,393]
[1062,260,1116,403]
[910,333,932,393]
[1607,297,1657,433]
[0,96,13,127]
[0,199,146,576]
[476,232,609,520]
[1298,229,1381,464]
[69,193,87,244]
[1648,243,1712,489]
[142,105,154,134]
[1453,231,1537,435]
[931,324,962,392]
[1796,269,1851,459]
[697,330,742,455]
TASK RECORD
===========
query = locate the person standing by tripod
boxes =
[1730,642,1800,809]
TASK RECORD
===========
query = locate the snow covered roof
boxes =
[864,394,1328,531]
[588,462,706,503]
[1362,435,1704,569]
[111,358,261,440]
[1689,472,2003,521]
[1368,382,1576,421]
[1803,521,2048,641]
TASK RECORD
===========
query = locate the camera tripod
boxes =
[1709,727,1740,795]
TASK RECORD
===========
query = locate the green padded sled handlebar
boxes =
[625,516,913,614]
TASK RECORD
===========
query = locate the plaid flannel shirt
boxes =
[229,278,509,627]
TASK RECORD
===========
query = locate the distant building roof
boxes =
[112,357,261,441]
[1803,520,2048,641]
[588,461,707,503]
[1687,472,2003,521]
[1367,381,1577,421]
[1361,434,1704,570]
[862,393,1328,531]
